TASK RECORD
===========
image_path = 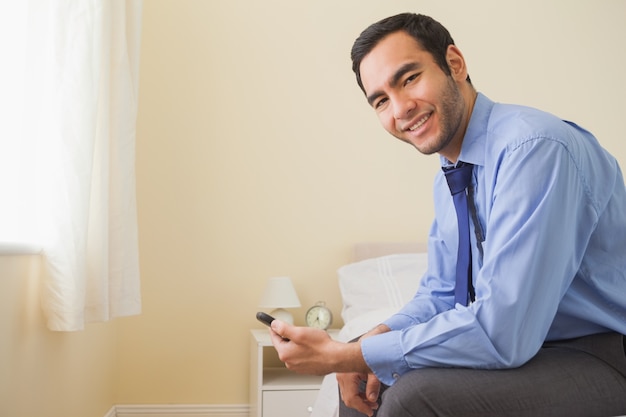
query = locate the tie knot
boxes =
[443,162,474,195]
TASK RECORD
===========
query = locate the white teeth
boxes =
[409,114,430,131]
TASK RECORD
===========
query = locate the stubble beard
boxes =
[411,78,466,156]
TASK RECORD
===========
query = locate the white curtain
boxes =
[23,0,143,331]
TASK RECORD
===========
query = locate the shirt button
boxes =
[392,372,400,380]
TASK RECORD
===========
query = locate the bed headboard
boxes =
[353,241,427,261]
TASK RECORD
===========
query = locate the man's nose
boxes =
[393,93,416,120]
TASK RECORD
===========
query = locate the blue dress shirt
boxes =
[361,93,626,386]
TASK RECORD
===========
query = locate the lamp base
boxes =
[270,308,294,325]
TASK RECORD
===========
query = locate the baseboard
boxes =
[112,404,249,417]
[104,406,117,417]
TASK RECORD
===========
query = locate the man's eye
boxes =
[404,73,419,86]
[374,97,388,109]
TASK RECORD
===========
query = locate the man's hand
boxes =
[268,320,369,376]
[268,320,389,416]
[335,323,390,415]
[337,371,381,417]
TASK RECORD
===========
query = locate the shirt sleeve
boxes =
[362,136,598,386]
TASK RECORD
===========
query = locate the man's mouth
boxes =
[407,113,431,131]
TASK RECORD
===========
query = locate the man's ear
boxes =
[446,45,468,82]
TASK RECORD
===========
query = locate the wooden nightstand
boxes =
[249,328,340,417]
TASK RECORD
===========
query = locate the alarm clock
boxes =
[305,301,333,330]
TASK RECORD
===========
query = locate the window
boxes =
[0,0,143,331]
[0,2,39,248]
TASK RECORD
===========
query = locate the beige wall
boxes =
[0,256,117,417]
[1,0,625,414]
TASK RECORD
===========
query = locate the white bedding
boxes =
[311,251,427,417]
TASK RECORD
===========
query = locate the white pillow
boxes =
[338,253,427,323]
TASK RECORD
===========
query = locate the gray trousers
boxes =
[339,332,626,417]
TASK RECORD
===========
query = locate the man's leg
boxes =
[340,333,626,417]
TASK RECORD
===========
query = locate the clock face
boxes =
[306,305,333,329]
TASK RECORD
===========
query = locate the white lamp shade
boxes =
[258,276,301,309]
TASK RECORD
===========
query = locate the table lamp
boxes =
[258,276,301,324]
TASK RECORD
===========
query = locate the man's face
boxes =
[359,31,467,160]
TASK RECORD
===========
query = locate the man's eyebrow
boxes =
[366,62,422,107]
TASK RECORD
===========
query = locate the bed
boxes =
[311,242,428,417]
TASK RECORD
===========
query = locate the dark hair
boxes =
[351,13,470,93]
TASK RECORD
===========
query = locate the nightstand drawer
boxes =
[262,389,318,417]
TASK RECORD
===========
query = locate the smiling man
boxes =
[359,31,471,162]
[269,13,626,417]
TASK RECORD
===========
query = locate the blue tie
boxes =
[443,162,474,306]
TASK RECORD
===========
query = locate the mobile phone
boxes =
[256,312,289,341]
[256,311,275,327]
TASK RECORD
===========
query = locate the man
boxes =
[269,13,626,417]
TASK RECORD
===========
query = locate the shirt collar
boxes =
[440,92,494,168]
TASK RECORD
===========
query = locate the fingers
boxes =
[337,372,379,417]
[269,319,291,342]
[365,373,381,404]
[336,372,361,398]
